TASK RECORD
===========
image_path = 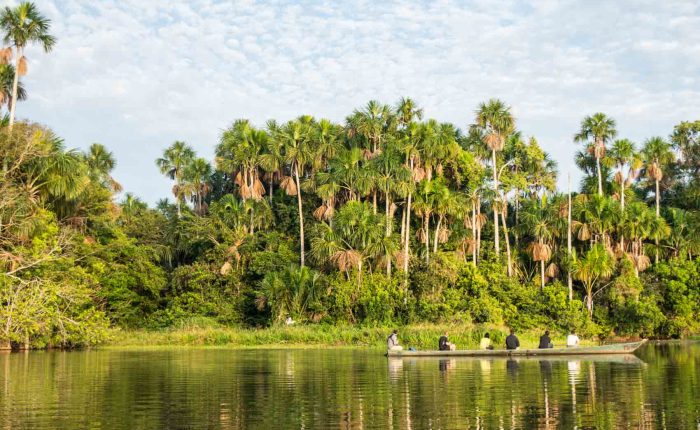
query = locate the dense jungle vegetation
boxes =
[1,3,699,349]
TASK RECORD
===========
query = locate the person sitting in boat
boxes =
[538,330,554,349]
[438,331,456,351]
[480,332,494,350]
[505,329,520,350]
[566,330,580,347]
[387,329,403,351]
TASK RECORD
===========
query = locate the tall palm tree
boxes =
[607,138,640,251]
[0,2,55,128]
[274,116,316,266]
[574,113,617,196]
[519,197,558,289]
[156,141,195,217]
[642,136,675,263]
[85,143,122,192]
[572,244,615,318]
[475,99,514,257]
[0,64,26,112]
[371,142,411,276]
[183,157,212,216]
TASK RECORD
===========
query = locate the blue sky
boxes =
[14,0,700,204]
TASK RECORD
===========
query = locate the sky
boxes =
[13,0,700,204]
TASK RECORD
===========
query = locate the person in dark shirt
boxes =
[438,331,455,351]
[505,329,520,350]
[538,330,553,349]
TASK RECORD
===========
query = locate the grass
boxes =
[104,322,597,350]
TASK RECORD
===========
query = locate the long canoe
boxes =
[386,339,647,357]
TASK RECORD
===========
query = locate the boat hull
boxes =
[386,339,647,357]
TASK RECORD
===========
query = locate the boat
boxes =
[386,339,647,357]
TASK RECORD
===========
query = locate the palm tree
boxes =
[519,197,558,289]
[85,143,122,192]
[183,157,212,216]
[574,113,617,196]
[156,141,195,217]
[274,116,316,266]
[607,138,641,251]
[572,244,615,318]
[0,64,26,112]
[371,142,411,276]
[0,2,56,128]
[642,136,675,263]
[120,192,147,220]
[475,99,514,257]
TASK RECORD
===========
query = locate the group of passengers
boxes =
[386,329,580,351]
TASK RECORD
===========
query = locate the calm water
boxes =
[1,342,698,429]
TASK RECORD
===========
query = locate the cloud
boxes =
[14,0,700,203]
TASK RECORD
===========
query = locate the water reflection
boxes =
[0,342,698,429]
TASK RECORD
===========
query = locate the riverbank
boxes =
[105,323,599,350]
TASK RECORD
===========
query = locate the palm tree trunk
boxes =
[8,48,20,129]
[404,191,412,274]
[500,209,512,276]
[433,214,442,254]
[492,149,500,255]
[269,174,274,203]
[567,174,573,301]
[373,190,377,214]
[586,287,593,318]
[540,260,545,290]
[424,213,430,263]
[620,180,625,251]
[294,164,305,267]
[400,205,406,245]
[386,196,391,277]
[176,177,182,218]
[655,179,660,264]
[472,201,477,265]
[477,196,482,261]
[596,156,603,196]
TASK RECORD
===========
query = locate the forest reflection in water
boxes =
[0,342,698,429]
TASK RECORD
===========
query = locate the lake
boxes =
[1,342,698,429]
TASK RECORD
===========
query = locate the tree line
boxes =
[1,2,699,348]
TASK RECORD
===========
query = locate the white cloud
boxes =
[13,0,700,203]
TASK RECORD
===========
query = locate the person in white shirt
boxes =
[387,329,403,351]
[566,330,580,347]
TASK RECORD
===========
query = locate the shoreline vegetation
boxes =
[105,323,603,350]
[1,3,699,351]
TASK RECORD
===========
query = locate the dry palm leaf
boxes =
[577,224,591,241]
[254,295,267,311]
[412,166,426,182]
[239,184,252,199]
[394,250,408,270]
[252,178,266,200]
[220,261,232,275]
[438,227,449,243]
[234,171,244,187]
[648,163,663,181]
[485,132,503,151]
[389,202,398,217]
[331,249,362,271]
[593,141,606,158]
[531,242,552,262]
[280,176,297,196]
[634,254,651,272]
[313,205,326,221]
[17,56,27,76]
[436,164,444,176]
[416,228,427,242]
[83,236,96,245]
[614,171,623,184]
[545,262,559,278]
[0,47,12,64]
[323,205,335,220]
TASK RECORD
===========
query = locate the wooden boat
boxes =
[386,339,647,357]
